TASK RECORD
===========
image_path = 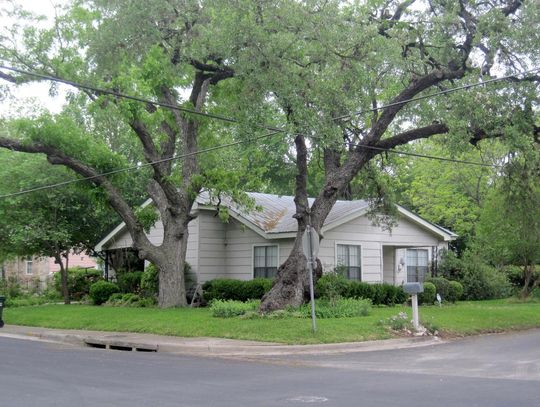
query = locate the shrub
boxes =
[140,265,159,298]
[419,282,436,304]
[447,281,464,303]
[300,298,371,318]
[461,255,512,300]
[210,299,259,318]
[89,281,120,305]
[345,281,374,301]
[116,271,143,294]
[203,278,273,302]
[504,265,540,292]
[0,276,22,298]
[438,249,464,280]
[316,270,349,301]
[425,277,451,301]
[53,267,102,300]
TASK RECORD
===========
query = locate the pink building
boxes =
[2,251,98,292]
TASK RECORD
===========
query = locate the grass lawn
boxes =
[4,299,540,344]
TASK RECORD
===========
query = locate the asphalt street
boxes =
[1,330,539,406]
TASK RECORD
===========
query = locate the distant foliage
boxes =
[53,267,102,300]
[89,281,120,305]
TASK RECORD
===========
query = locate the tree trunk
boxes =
[260,232,322,313]
[54,253,70,305]
[147,231,189,308]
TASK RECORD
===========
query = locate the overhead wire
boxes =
[0,65,537,198]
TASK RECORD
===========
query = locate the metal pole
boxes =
[306,225,317,332]
[411,293,419,330]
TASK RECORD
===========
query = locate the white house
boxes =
[95,192,457,285]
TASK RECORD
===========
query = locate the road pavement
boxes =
[0,328,539,406]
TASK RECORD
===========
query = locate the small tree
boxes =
[476,150,540,297]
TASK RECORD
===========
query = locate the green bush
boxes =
[53,267,102,301]
[210,299,259,318]
[203,278,273,302]
[425,277,451,301]
[438,249,464,280]
[140,265,159,298]
[0,276,22,298]
[461,255,512,300]
[504,265,540,291]
[316,271,349,300]
[299,298,372,318]
[116,271,143,294]
[345,281,374,300]
[447,281,464,303]
[419,282,436,304]
[316,273,406,306]
[89,281,120,305]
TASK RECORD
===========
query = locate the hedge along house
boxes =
[95,192,457,286]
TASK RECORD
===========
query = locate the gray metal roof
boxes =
[197,192,370,234]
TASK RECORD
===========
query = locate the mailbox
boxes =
[403,282,424,295]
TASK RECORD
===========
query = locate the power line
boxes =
[347,142,501,168]
[1,65,538,131]
[0,129,282,199]
[335,67,540,121]
[0,65,535,198]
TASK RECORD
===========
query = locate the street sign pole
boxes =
[306,225,317,333]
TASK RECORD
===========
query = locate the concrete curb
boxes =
[0,325,444,357]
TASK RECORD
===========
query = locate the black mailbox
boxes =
[403,282,424,295]
[0,296,4,328]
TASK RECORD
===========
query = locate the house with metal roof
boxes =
[95,192,457,285]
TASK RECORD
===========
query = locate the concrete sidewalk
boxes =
[0,324,443,357]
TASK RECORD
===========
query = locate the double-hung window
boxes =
[253,245,278,279]
[25,257,33,275]
[336,244,362,280]
[407,249,429,282]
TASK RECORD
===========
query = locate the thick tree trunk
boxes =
[156,236,188,308]
[260,232,322,313]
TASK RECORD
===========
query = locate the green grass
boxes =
[4,299,540,344]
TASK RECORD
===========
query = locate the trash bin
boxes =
[0,296,5,328]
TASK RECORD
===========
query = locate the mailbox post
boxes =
[403,283,423,330]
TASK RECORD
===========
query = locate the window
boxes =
[337,244,362,280]
[25,257,33,275]
[407,249,429,282]
[253,245,278,278]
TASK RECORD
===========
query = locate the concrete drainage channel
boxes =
[84,338,158,352]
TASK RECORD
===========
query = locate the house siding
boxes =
[319,214,441,283]
[105,216,199,276]
[98,204,451,286]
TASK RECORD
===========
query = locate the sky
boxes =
[0,1,69,118]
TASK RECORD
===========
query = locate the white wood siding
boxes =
[104,216,200,276]
[223,218,279,280]
[319,214,441,283]
[196,210,226,282]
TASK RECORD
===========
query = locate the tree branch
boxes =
[0,137,152,251]
[375,123,449,150]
